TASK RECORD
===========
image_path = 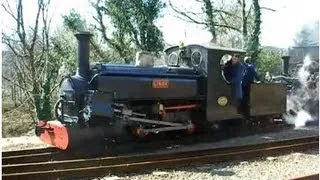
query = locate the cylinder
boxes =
[75,31,92,79]
[281,56,290,75]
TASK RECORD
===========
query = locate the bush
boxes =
[256,46,283,79]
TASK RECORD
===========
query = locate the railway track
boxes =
[2,147,57,157]
[290,173,319,180]
[2,148,68,165]
[2,122,292,165]
[2,135,318,180]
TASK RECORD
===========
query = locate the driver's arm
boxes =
[251,66,260,81]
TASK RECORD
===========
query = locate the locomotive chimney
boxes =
[75,31,92,79]
[281,55,290,75]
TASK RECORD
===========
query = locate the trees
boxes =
[169,0,266,61]
[92,0,165,63]
[62,9,109,62]
[246,0,261,63]
[215,0,255,48]
[92,0,135,63]
[294,27,313,46]
[294,21,319,46]
[62,9,87,32]
[2,0,166,123]
[169,0,242,44]
[2,0,61,121]
[257,46,283,78]
[215,1,253,48]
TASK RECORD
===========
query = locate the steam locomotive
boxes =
[35,32,287,150]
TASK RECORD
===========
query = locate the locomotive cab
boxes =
[206,46,286,121]
[165,44,287,121]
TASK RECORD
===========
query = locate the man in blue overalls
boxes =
[223,54,245,113]
[241,56,260,114]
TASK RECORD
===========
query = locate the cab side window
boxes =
[220,54,232,84]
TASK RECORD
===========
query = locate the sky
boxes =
[1,0,320,49]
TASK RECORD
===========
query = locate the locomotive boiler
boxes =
[35,32,287,150]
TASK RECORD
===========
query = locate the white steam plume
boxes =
[284,55,319,127]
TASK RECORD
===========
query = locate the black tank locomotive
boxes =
[36,32,287,150]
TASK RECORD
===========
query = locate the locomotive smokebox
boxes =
[75,31,92,79]
[281,56,290,75]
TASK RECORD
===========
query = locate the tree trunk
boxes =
[203,0,217,43]
[241,0,248,47]
[251,0,261,63]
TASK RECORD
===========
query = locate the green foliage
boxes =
[35,31,74,120]
[62,9,86,32]
[256,47,282,78]
[50,28,77,73]
[62,9,126,63]
[110,31,135,63]
[38,74,53,120]
[103,0,165,53]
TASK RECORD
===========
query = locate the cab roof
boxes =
[164,43,246,54]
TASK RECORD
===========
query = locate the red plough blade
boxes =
[36,120,69,150]
[36,120,106,150]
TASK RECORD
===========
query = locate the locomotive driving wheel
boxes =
[129,123,148,138]
[186,121,196,135]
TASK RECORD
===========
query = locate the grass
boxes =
[2,100,35,138]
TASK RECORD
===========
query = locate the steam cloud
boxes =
[284,55,319,127]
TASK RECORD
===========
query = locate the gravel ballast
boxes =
[2,136,50,151]
[103,149,318,180]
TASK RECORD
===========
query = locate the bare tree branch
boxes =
[2,0,55,120]
[1,0,18,21]
[171,14,207,25]
[92,0,127,56]
[213,9,240,18]
[2,75,33,93]
[30,0,43,53]
[215,24,241,32]
[2,35,22,57]
[169,0,206,25]
[3,94,34,114]
[90,39,107,59]
[216,11,241,32]
[246,4,253,18]
[261,6,276,12]
[16,0,27,51]
[169,0,243,40]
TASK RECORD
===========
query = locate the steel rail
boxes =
[290,173,319,180]
[2,136,318,180]
[2,151,69,165]
[2,147,57,157]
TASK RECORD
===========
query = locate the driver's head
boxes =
[231,53,240,64]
